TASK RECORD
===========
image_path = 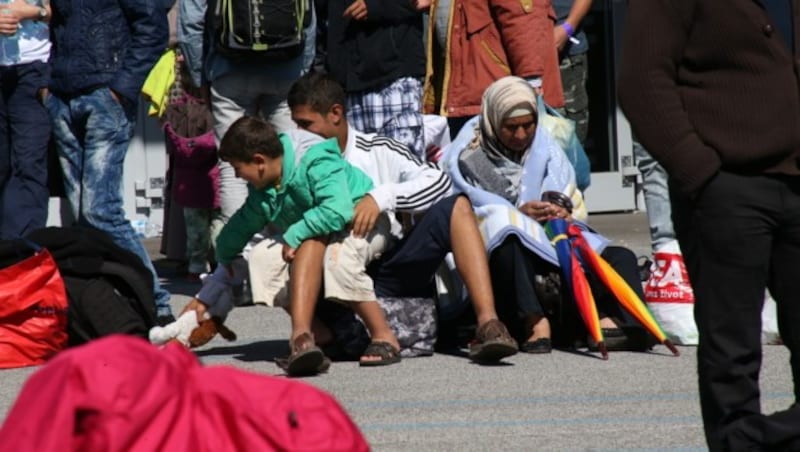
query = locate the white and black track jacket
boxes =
[343,127,453,216]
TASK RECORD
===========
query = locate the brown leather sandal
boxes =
[276,332,329,377]
[469,319,519,363]
[359,341,402,367]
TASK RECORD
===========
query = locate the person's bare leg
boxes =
[449,195,499,326]
[449,196,517,360]
[289,237,327,343]
[348,301,400,363]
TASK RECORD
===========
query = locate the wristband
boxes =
[562,22,575,37]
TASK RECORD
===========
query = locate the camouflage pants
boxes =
[559,53,589,144]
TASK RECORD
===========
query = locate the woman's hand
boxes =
[519,201,571,223]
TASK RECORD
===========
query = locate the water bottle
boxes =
[0,1,19,65]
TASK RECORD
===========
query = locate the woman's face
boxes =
[498,114,537,154]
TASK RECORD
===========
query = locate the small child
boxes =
[215,116,400,376]
[163,99,219,281]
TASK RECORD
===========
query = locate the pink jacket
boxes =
[0,336,369,452]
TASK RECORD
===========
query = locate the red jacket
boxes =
[423,0,564,118]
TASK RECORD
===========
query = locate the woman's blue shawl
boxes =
[441,116,608,267]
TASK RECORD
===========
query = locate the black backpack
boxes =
[211,0,312,61]
[24,227,157,346]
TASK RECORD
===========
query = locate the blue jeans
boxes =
[0,61,51,239]
[634,141,675,251]
[46,88,173,315]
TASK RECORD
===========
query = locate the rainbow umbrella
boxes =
[566,223,680,357]
[545,219,608,359]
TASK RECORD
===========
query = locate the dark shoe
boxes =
[277,333,328,377]
[469,319,518,363]
[520,337,552,354]
[359,341,402,367]
[276,355,331,375]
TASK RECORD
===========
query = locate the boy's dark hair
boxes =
[287,72,346,114]
[218,116,283,162]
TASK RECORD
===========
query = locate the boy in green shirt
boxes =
[216,116,400,375]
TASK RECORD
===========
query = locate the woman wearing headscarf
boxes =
[443,76,650,354]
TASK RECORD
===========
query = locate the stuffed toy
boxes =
[149,310,236,348]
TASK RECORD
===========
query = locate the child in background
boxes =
[162,49,219,281]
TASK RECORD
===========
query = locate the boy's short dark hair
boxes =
[287,72,346,114]
[218,116,283,162]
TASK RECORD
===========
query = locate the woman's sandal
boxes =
[520,337,552,354]
[359,341,402,367]
[276,332,330,377]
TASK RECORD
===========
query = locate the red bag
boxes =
[0,248,68,369]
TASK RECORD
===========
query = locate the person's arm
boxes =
[282,148,360,249]
[367,139,453,214]
[111,0,169,104]
[490,0,553,79]
[554,0,591,51]
[344,0,420,23]
[1,0,50,23]
[178,0,206,88]
[617,0,720,197]
[215,191,270,266]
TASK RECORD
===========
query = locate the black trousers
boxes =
[671,171,800,451]
[488,235,645,344]
[0,61,51,239]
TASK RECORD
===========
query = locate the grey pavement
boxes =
[0,212,794,451]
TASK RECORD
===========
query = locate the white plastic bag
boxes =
[645,241,698,345]
[645,240,782,345]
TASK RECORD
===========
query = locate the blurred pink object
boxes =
[0,335,369,452]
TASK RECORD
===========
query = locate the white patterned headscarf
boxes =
[478,76,538,163]
[460,77,538,202]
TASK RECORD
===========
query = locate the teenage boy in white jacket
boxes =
[282,73,517,367]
